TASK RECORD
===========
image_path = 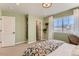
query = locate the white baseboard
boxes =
[28,41,36,44]
[15,41,27,45]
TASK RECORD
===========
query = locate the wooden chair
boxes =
[68,34,79,45]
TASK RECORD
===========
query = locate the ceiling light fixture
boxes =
[42,3,52,8]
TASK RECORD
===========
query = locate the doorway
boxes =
[36,20,42,41]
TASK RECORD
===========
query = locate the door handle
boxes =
[13,32,15,34]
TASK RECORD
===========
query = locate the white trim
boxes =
[28,41,36,44]
[41,20,43,40]
[15,41,27,45]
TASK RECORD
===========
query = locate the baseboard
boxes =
[28,41,36,44]
[15,41,27,45]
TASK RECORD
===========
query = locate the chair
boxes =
[68,34,79,45]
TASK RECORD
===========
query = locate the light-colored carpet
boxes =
[0,43,28,56]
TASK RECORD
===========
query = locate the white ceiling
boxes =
[0,3,79,16]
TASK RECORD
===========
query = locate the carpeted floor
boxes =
[0,43,28,56]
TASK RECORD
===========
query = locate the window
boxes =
[54,18,62,32]
[53,15,74,32]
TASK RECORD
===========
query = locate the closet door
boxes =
[2,16,15,47]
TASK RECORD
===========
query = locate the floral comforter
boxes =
[23,39,64,56]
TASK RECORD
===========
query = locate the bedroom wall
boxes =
[0,10,2,16]
[42,17,49,40]
[28,14,44,43]
[2,11,27,43]
[54,32,69,43]
[28,14,36,43]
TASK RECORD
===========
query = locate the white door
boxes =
[1,16,15,47]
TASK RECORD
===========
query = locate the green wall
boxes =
[2,11,27,43]
[28,14,36,43]
[53,10,73,43]
[54,32,69,43]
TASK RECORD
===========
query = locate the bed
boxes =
[22,39,77,56]
[47,43,76,56]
